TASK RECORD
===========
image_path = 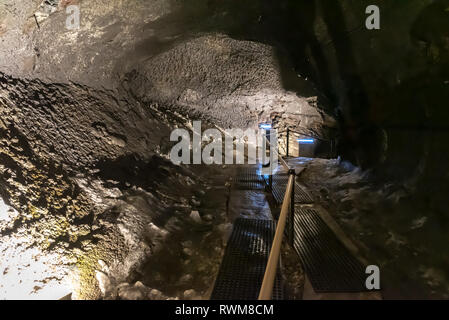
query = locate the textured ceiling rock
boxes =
[1,0,333,131]
[126,34,334,134]
[0,0,171,85]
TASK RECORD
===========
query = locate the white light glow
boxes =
[0,199,13,222]
[297,139,314,144]
[259,123,272,130]
[0,198,72,300]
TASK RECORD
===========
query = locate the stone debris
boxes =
[183,289,198,300]
[189,210,202,223]
[410,217,428,230]
[95,271,112,296]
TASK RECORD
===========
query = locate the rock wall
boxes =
[0,0,334,298]
[271,0,449,175]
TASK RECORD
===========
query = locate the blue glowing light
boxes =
[298,139,314,144]
[259,123,272,130]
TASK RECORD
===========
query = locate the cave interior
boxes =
[0,0,448,300]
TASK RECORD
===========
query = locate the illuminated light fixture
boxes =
[259,123,272,130]
[298,138,314,144]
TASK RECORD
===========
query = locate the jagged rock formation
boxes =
[126,34,334,134]
[0,1,333,299]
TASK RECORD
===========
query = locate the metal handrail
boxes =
[261,134,290,171]
[258,133,295,300]
[258,170,295,300]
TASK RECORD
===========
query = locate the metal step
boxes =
[233,180,265,190]
[233,166,265,190]
[292,208,368,292]
[211,218,284,300]
[271,174,313,204]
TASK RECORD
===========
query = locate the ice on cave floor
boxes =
[0,243,72,300]
[0,198,17,222]
[0,199,72,300]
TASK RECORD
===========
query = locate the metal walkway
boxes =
[210,218,284,300]
[291,208,368,292]
[269,164,369,293]
[270,174,314,204]
[212,162,369,299]
[232,167,265,190]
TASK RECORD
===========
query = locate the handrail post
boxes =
[269,173,273,191]
[286,127,290,157]
[289,169,295,247]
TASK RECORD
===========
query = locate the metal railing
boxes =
[256,126,335,298]
[280,127,336,158]
[258,135,296,300]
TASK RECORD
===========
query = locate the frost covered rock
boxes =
[217,223,233,244]
[411,217,428,230]
[190,197,201,207]
[202,214,213,222]
[183,289,198,300]
[98,260,110,274]
[96,271,112,296]
[179,274,193,285]
[183,248,194,256]
[181,240,193,248]
[0,198,16,222]
[118,281,150,300]
[148,288,164,300]
[190,211,202,223]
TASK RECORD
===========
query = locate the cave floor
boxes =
[82,164,239,300]
[130,164,237,300]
